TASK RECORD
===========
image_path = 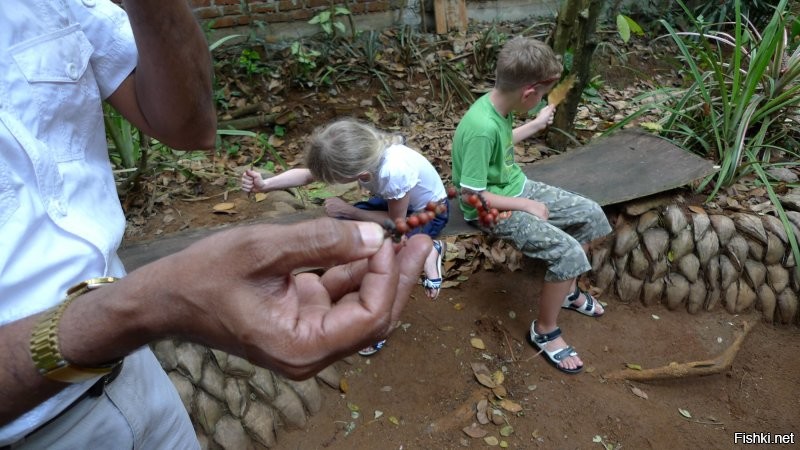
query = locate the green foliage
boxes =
[688,0,782,30]
[608,0,800,276]
[216,129,288,172]
[616,14,645,43]
[104,103,140,170]
[237,48,268,78]
[308,5,353,39]
[288,41,321,85]
[471,25,506,79]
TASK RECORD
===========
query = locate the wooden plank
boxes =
[433,0,447,34]
[447,0,467,33]
[522,130,716,206]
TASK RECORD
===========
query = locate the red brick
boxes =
[278,0,303,11]
[249,3,277,13]
[349,3,366,13]
[366,0,390,12]
[257,11,291,22]
[214,0,241,5]
[194,6,223,18]
[305,0,328,8]
[210,15,240,28]
[221,4,243,14]
[189,0,212,7]
[288,8,315,20]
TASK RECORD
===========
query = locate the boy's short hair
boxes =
[495,37,562,92]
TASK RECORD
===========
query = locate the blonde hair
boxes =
[495,37,562,92]
[305,118,402,184]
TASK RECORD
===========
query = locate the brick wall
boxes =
[189,0,399,30]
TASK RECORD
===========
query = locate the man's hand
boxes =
[153,218,430,379]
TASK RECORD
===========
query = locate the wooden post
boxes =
[434,0,466,34]
[434,0,447,34]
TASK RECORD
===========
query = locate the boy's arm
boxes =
[512,104,556,144]
[463,190,549,221]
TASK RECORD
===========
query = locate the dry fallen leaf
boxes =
[630,386,649,399]
[470,337,486,350]
[492,370,505,385]
[492,385,508,399]
[462,423,488,438]
[688,205,706,215]
[484,436,499,446]
[471,362,496,388]
[212,202,236,211]
[339,377,349,394]
[476,399,490,424]
[499,399,522,413]
[548,74,576,107]
[475,373,496,389]
[254,192,267,202]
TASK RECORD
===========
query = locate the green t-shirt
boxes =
[451,93,526,220]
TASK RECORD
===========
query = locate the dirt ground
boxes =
[123,195,800,450]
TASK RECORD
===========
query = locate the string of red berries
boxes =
[381,185,510,242]
[383,200,448,242]
[450,185,506,228]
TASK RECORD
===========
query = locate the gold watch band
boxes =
[30,277,123,383]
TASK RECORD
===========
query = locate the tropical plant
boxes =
[284,40,322,87]
[607,0,800,275]
[308,3,354,40]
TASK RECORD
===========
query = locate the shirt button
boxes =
[82,0,96,6]
[66,63,79,80]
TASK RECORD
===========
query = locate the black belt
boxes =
[2,361,124,449]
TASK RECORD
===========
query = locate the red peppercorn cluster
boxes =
[381,185,509,241]
[465,193,501,227]
[383,201,448,242]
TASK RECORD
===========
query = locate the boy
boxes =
[451,37,612,374]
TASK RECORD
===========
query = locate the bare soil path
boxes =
[269,266,799,450]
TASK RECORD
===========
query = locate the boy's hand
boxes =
[526,199,550,220]
[241,169,266,193]
[531,104,556,130]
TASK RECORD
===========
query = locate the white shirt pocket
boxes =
[10,24,97,162]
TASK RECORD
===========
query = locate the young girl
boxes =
[241,118,450,355]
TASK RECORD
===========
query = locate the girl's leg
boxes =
[422,240,445,299]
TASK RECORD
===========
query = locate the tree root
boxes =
[603,320,755,381]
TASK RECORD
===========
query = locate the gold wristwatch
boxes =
[30,277,123,383]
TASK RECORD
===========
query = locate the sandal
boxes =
[526,321,583,374]
[561,287,604,317]
[358,339,387,356]
[422,240,445,299]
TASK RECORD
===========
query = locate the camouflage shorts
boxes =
[483,179,612,282]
